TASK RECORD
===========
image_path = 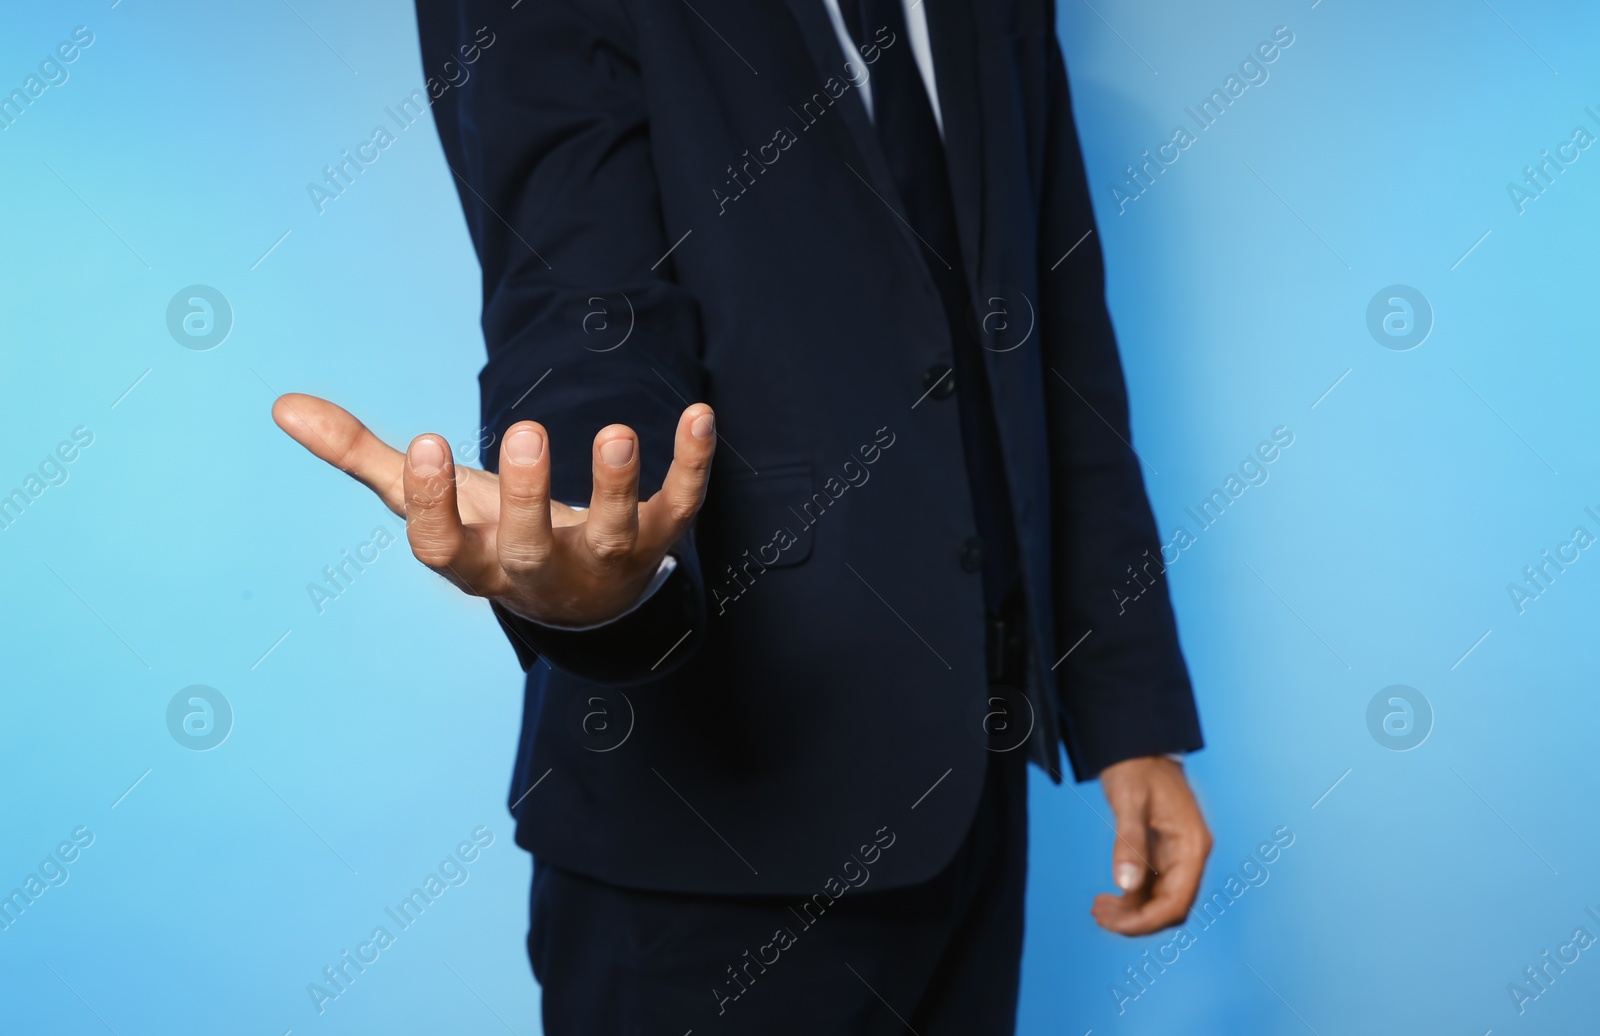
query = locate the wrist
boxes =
[499,554,679,630]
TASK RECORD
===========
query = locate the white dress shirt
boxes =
[819,0,944,136]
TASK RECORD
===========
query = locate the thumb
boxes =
[271,393,408,514]
[1112,798,1152,894]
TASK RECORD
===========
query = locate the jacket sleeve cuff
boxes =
[1056,681,1205,782]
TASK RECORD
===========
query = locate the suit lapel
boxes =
[776,0,908,227]
[777,0,990,325]
[924,0,986,301]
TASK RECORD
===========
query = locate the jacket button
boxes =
[923,364,956,400]
[959,536,983,573]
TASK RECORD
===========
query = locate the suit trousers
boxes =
[527,743,1030,1035]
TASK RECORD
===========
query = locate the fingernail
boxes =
[410,437,445,476]
[691,412,715,440]
[600,437,635,468]
[506,427,544,466]
[1114,862,1143,891]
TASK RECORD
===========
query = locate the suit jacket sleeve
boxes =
[416,0,709,683]
[1036,19,1204,779]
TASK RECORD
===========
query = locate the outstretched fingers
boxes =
[640,405,716,550]
[496,422,555,574]
[585,424,641,562]
[402,434,500,591]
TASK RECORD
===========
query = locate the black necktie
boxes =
[838,0,1021,614]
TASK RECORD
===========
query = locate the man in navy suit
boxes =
[274,0,1209,1031]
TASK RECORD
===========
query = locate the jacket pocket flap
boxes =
[699,463,815,572]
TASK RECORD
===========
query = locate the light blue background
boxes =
[1,1,1596,1033]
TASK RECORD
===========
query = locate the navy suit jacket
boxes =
[417,0,1203,896]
